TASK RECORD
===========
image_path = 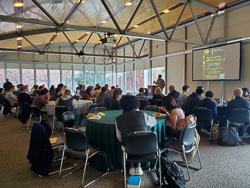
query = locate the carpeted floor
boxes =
[1,115,250,188]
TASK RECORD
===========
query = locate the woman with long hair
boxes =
[159,95,185,137]
[111,88,122,110]
[153,87,163,100]
[82,86,95,101]
[49,85,55,96]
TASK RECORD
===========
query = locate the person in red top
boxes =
[32,88,50,108]
[82,87,94,101]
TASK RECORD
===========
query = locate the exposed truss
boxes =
[0,0,221,64]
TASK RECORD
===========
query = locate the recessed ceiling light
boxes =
[133,25,139,28]
[66,20,70,23]
[17,45,22,48]
[15,25,23,29]
[36,43,41,45]
[218,2,226,9]
[50,41,53,43]
[86,32,91,34]
[121,23,128,26]
[125,2,133,6]
[101,20,107,24]
[16,37,22,40]
[147,31,151,34]
[54,33,60,36]
[13,2,24,7]
[75,40,80,42]
[163,9,170,13]
[77,0,86,3]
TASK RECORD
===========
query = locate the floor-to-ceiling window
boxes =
[36,64,48,88]
[49,65,60,88]
[112,65,116,87]
[117,65,124,90]
[0,62,5,87]
[6,63,20,86]
[22,64,34,90]
[95,66,105,87]
[85,65,94,87]
[62,64,72,92]
[135,62,144,91]
[125,64,133,91]
[106,65,113,88]
[74,65,84,89]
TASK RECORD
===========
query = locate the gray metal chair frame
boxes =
[122,131,162,188]
[0,103,4,115]
[59,128,109,187]
[53,106,70,134]
[161,123,202,181]
[27,105,42,131]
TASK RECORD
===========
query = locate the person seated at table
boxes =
[31,85,39,96]
[136,88,148,101]
[49,85,55,96]
[105,84,109,90]
[18,86,33,106]
[96,87,112,109]
[111,88,122,110]
[168,85,180,101]
[15,84,23,97]
[178,85,190,106]
[0,88,6,105]
[159,95,185,138]
[107,86,116,97]
[115,95,157,175]
[93,85,101,97]
[182,87,204,116]
[82,87,95,101]
[242,87,250,101]
[95,84,100,90]
[57,83,64,90]
[153,87,163,100]
[56,89,80,125]
[50,88,62,101]
[6,85,18,107]
[227,88,250,136]
[32,88,50,109]
[25,85,29,93]
[196,91,218,125]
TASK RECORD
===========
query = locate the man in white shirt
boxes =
[178,85,190,105]
[153,75,165,90]
[6,85,18,107]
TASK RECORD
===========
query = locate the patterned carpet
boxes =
[1,115,250,188]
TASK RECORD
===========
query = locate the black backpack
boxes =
[156,156,186,188]
[219,127,243,146]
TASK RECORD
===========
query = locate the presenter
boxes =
[153,74,166,90]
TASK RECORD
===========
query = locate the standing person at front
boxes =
[96,87,112,109]
[153,74,165,90]
[115,95,157,175]
[3,79,12,96]
[56,90,80,125]
[6,85,18,107]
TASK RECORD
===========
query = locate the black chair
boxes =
[227,108,250,138]
[139,100,148,110]
[161,123,202,181]
[53,106,70,134]
[59,128,109,187]
[92,107,108,113]
[62,111,76,128]
[193,107,213,135]
[144,105,160,112]
[0,103,4,115]
[88,103,100,113]
[153,99,162,107]
[27,105,42,131]
[123,131,162,188]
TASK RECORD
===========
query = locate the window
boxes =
[85,65,94,87]
[106,71,112,88]
[74,70,83,89]
[95,66,105,87]
[6,69,20,86]
[0,69,5,87]
[135,70,144,91]
[117,72,124,90]
[36,69,48,88]
[49,70,60,88]
[62,70,72,92]
[22,69,34,90]
[125,71,133,91]
[113,71,116,86]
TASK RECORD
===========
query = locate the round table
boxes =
[86,110,166,171]
[46,100,93,116]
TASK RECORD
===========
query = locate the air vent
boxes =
[121,23,128,26]
[39,34,46,37]
[52,0,63,3]
[149,6,159,10]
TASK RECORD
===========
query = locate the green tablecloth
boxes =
[86,110,166,171]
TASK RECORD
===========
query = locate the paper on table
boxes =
[88,116,102,120]
[50,137,57,144]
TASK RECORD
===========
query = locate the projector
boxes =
[100,37,117,46]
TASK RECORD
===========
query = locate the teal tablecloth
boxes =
[86,110,166,171]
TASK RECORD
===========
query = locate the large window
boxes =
[6,69,20,86]
[36,69,48,88]
[22,69,34,89]
[117,65,124,90]
[95,66,105,87]
[0,69,5,87]
[135,70,144,91]
[49,70,60,88]
[85,65,94,87]
[106,71,112,88]
[125,71,133,91]
[62,70,72,92]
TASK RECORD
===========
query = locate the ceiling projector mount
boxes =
[100,32,117,46]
